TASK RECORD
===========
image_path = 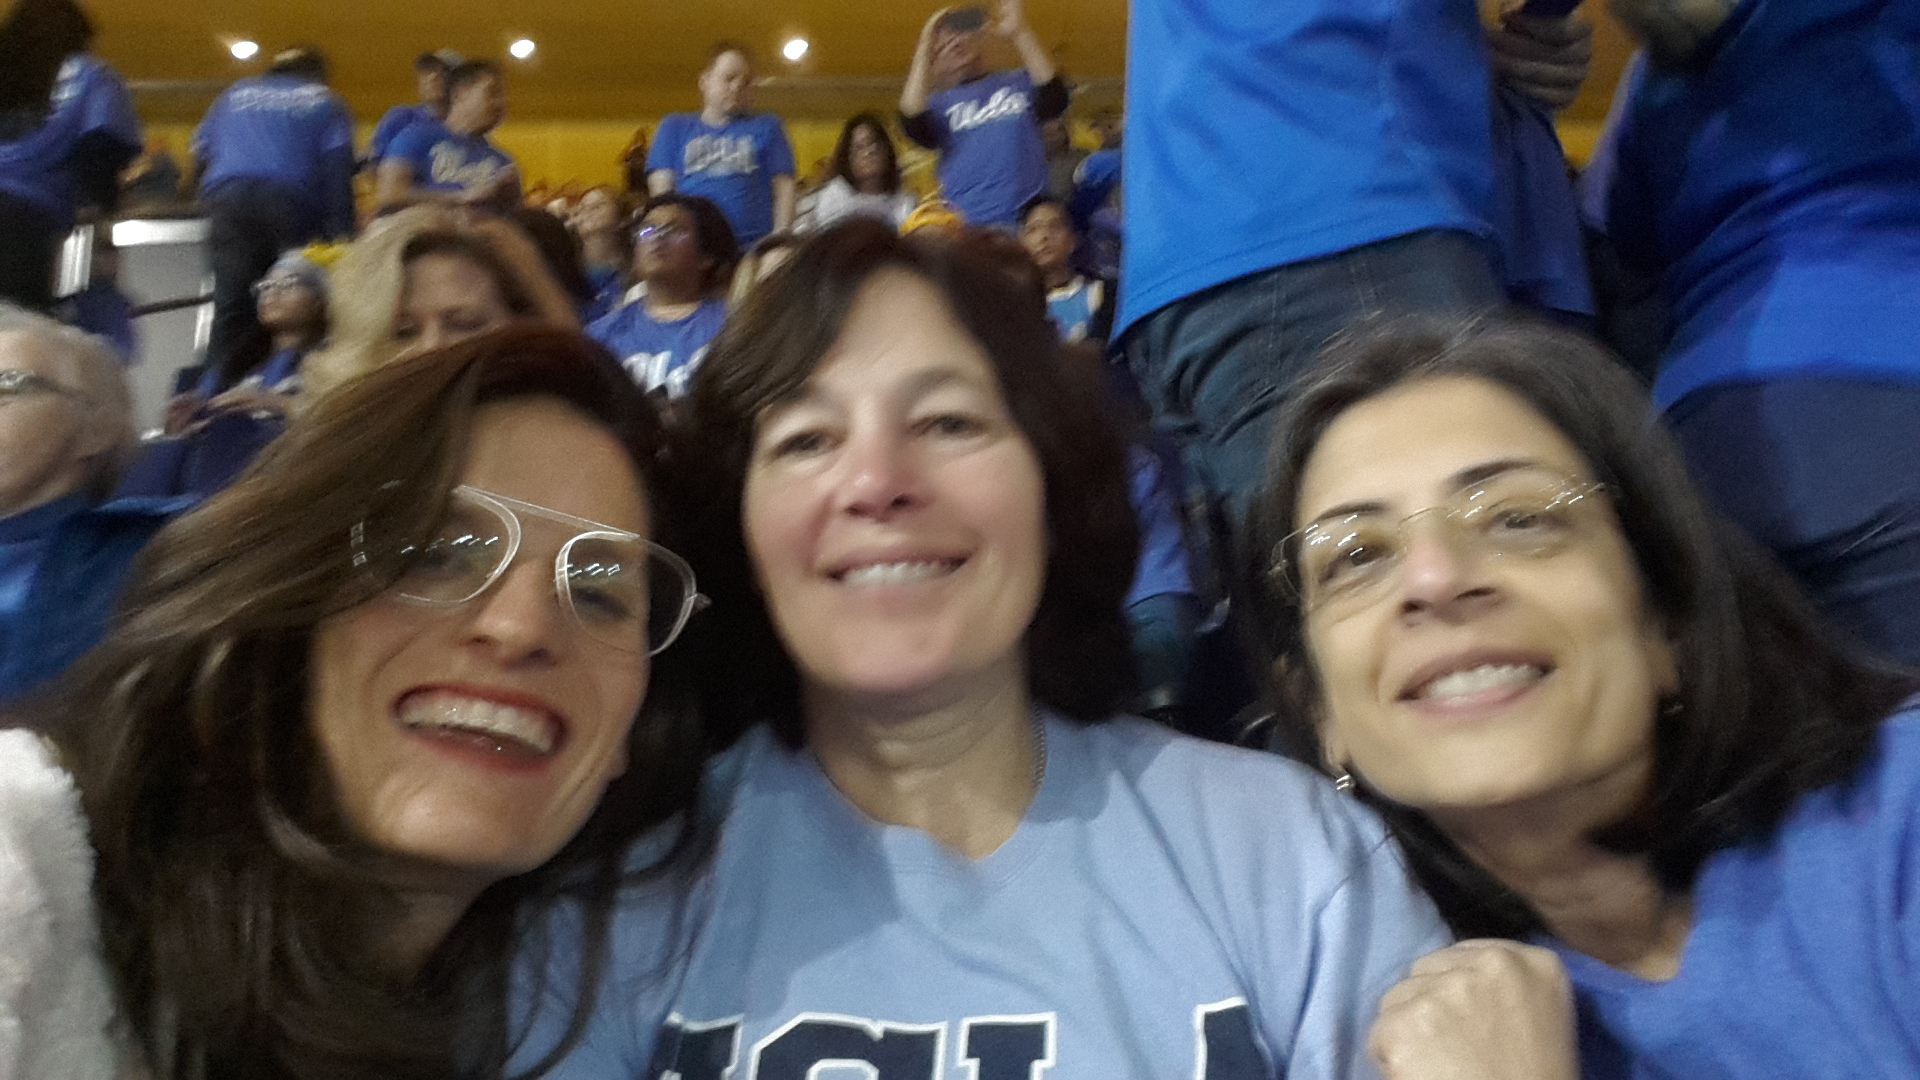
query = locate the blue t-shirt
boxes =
[193,74,356,215]
[366,102,436,164]
[1558,704,1920,1078]
[385,120,518,199]
[917,70,1051,227]
[512,715,1450,1078]
[1045,275,1108,345]
[648,112,796,246]
[1126,446,1194,608]
[0,54,142,224]
[1595,0,1920,410]
[585,298,729,399]
[1116,0,1495,337]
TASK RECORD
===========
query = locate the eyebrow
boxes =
[767,364,986,415]
[1302,458,1549,528]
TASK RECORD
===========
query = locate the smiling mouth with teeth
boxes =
[397,691,560,757]
[1412,663,1551,702]
[835,559,964,586]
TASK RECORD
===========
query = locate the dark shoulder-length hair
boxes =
[642,192,740,296]
[680,218,1139,748]
[1243,315,1920,939]
[0,0,93,120]
[829,112,902,194]
[38,326,708,1079]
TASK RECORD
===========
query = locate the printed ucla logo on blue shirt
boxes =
[684,134,760,178]
[945,87,1032,134]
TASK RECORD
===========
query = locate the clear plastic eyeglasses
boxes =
[352,485,708,655]
[0,369,81,402]
[1270,469,1610,613]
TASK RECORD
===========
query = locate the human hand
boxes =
[1368,940,1579,1080]
[163,392,207,435]
[994,0,1028,38]
[1489,10,1594,112]
[919,7,954,49]
[205,387,289,418]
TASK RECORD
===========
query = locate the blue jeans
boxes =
[1124,229,1503,544]
[1669,377,1920,667]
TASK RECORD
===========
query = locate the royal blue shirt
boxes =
[913,69,1052,227]
[193,74,355,236]
[647,112,795,247]
[585,298,729,399]
[0,54,141,225]
[1126,446,1194,608]
[1559,704,1920,1078]
[1116,0,1496,338]
[1594,0,1920,410]
[385,119,518,199]
[366,102,436,164]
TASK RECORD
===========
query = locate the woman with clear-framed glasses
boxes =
[1244,316,1920,1078]
[1,325,711,1077]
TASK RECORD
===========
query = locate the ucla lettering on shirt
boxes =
[225,83,337,115]
[649,1003,1267,1080]
[946,87,1032,134]
[684,134,760,178]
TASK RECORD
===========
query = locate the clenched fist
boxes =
[1368,939,1579,1080]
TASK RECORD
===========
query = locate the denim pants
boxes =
[1669,377,1920,666]
[1124,228,1504,551]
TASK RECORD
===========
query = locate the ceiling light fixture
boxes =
[509,38,536,60]
[782,37,809,62]
[230,40,260,61]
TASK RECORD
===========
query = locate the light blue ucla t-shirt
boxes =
[512,714,1450,1079]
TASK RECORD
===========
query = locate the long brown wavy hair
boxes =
[36,326,708,1078]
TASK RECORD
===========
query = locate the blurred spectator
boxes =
[1068,109,1122,278]
[801,112,917,233]
[900,0,1068,228]
[301,207,576,401]
[168,249,326,430]
[572,185,632,322]
[1588,0,1920,664]
[1117,0,1590,535]
[648,43,797,247]
[585,193,736,399]
[1040,116,1085,202]
[0,303,181,704]
[0,0,141,312]
[620,126,651,197]
[190,46,354,387]
[728,231,801,308]
[507,204,600,323]
[118,137,183,212]
[58,230,132,359]
[1019,195,1111,345]
[376,59,520,213]
[363,48,460,169]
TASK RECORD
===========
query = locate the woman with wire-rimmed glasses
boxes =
[3,325,712,1078]
[1243,316,1920,1078]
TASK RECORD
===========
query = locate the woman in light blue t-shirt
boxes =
[1248,316,1920,1079]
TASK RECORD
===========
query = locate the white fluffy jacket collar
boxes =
[0,729,126,1080]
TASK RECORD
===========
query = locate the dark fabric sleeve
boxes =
[1033,76,1070,122]
[71,130,138,215]
[900,109,941,150]
[318,146,356,239]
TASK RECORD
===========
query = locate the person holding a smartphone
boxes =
[899,1,1068,229]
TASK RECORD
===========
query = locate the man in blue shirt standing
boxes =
[647,44,797,248]
[1117,1,1591,540]
[363,49,461,169]
[377,59,521,214]
[900,0,1068,229]
[191,46,354,388]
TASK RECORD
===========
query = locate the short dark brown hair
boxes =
[680,219,1140,747]
[38,326,708,1078]
[829,112,902,194]
[1245,315,1920,938]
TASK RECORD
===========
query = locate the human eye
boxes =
[392,320,421,343]
[914,411,988,439]
[768,426,833,458]
[1303,522,1395,592]
[566,553,645,624]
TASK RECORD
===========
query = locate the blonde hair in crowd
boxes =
[299,207,580,402]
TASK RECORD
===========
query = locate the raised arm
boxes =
[1489,4,1595,113]
[1605,0,1735,67]
[900,7,952,121]
[997,0,1056,88]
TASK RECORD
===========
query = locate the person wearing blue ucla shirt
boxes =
[900,1,1068,228]
[1117,0,1594,542]
[191,46,354,388]
[1250,317,1920,1080]
[377,60,521,214]
[1584,0,1920,667]
[585,194,736,399]
[0,0,141,312]
[646,44,796,248]
[362,49,459,168]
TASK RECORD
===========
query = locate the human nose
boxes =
[837,422,923,520]
[1395,513,1496,617]
[462,555,567,662]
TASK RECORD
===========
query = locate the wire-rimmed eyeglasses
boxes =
[352,485,709,655]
